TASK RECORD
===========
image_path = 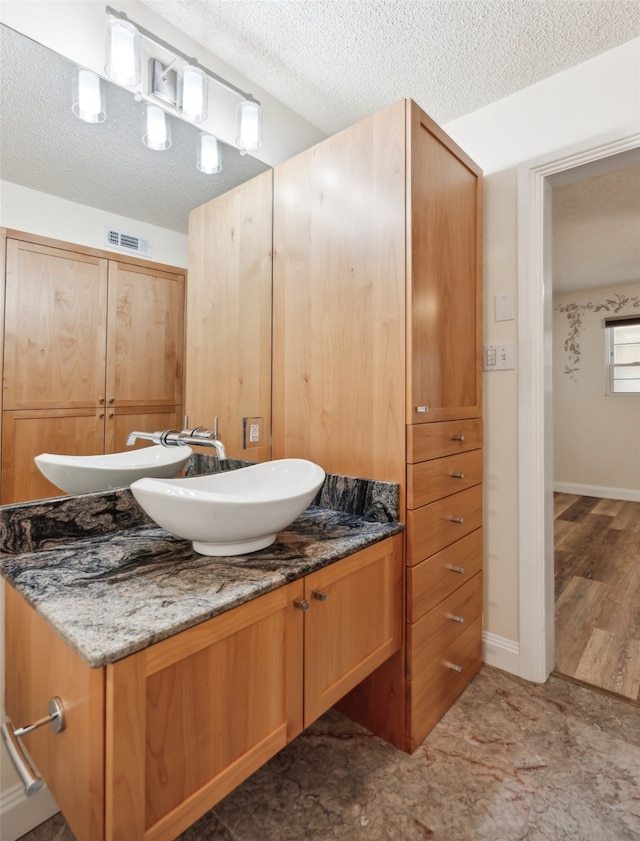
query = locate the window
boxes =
[606,316,640,394]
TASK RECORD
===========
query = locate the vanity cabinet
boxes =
[4,534,401,841]
[1,233,185,503]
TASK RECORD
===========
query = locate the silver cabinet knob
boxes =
[450,516,465,524]
[451,472,465,479]
[311,590,328,601]
[452,434,465,442]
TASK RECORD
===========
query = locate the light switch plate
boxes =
[483,343,515,370]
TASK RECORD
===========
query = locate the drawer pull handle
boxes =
[1,722,43,796]
[451,472,465,479]
[293,598,310,611]
[450,516,465,524]
[448,613,465,624]
[452,434,465,442]
[446,662,464,673]
[415,406,429,413]
[446,565,465,574]
[311,590,328,601]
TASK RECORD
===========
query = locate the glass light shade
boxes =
[105,18,142,87]
[177,65,208,122]
[143,104,172,150]
[72,69,106,123]
[236,100,262,151]
[197,133,221,174]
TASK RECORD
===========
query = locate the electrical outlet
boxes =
[243,417,263,448]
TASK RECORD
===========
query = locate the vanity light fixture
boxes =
[105,6,262,154]
[72,68,106,124]
[197,132,222,174]
[142,103,172,150]
[104,16,141,87]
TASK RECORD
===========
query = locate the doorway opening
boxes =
[516,130,640,688]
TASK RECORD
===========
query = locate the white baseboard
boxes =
[553,482,640,503]
[482,631,520,675]
[0,782,59,841]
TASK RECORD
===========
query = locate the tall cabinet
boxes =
[1,232,185,503]
[186,99,482,752]
[272,99,483,752]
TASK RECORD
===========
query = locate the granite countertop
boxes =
[0,467,403,669]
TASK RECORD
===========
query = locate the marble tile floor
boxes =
[19,666,640,841]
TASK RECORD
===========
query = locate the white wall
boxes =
[553,281,640,499]
[1,180,188,267]
[441,36,640,658]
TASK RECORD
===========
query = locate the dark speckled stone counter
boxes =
[0,470,402,669]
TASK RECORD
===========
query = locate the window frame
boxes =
[605,315,640,396]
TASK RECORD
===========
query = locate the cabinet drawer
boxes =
[407,449,482,509]
[407,485,483,566]
[406,572,482,679]
[407,418,482,463]
[407,528,483,622]
[406,616,482,751]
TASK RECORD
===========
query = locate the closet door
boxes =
[106,261,184,409]
[3,239,108,409]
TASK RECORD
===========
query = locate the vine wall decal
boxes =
[554,292,640,382]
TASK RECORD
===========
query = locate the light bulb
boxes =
[236,100,262,151]
[197,133,221,174]
[143,104,171,151]
[178,66,208,123]
[105,18,142,87]
[72,69,106,124]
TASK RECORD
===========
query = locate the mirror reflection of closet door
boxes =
[3,238,108,410]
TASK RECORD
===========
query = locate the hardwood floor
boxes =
[554,493,640,702]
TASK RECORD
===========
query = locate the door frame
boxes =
[516,127,640,682]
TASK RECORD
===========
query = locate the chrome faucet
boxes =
[126,417,228,460]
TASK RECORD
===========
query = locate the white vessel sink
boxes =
[130,459,326,556]
[34,446,193,495]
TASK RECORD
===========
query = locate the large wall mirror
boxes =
[0,23,271,502]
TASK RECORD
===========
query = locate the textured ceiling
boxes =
[552,163,640,294]
[141,0,640,134]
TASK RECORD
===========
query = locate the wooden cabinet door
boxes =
[1,407,105,503]
[106,261,184,409]
[407,101,483,423]
[303,535,403,727]
[3,239,108,409]
[106,581,304,841]
[5,585,105,841]
[186,171,272,462]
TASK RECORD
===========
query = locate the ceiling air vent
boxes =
[105,228,152,258]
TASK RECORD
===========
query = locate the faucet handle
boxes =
[212,417,219,439]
